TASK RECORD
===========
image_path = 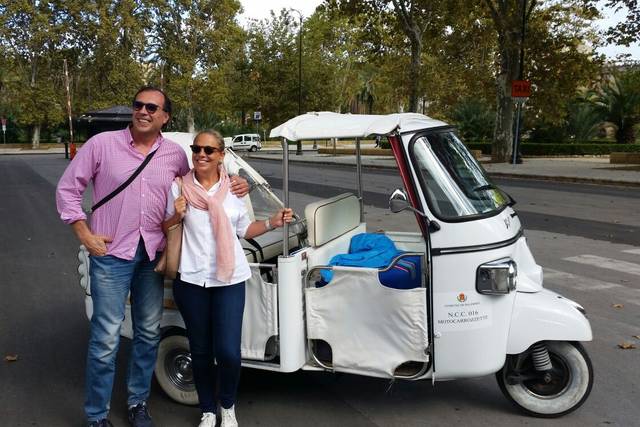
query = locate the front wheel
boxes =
[496,341,593,418]
[155,333,198,405]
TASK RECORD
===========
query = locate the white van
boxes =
[230,133,262,151]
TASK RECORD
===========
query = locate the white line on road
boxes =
[563,254,640,277]
[544,268,640,306]
[544,269,623,291]
[622,249,640,255]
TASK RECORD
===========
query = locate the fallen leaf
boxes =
[633,335,640,340]
[4,354,18,362]
[612,303,624,309]
[618,343,636,350]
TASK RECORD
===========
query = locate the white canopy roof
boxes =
[269,112,449,141]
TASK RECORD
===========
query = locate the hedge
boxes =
[465,142,640,156]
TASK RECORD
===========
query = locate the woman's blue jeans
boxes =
[85,240,163,422]
[172,278,245,413]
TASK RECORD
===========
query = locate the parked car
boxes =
[230,133,262,151]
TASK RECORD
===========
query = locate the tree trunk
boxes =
[31,124,41,149]
[492,34,520,162]
[618,122,637,144]
[186,107,195,134]
[408,37,422,113]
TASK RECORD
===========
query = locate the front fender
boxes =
[507,289,592,354]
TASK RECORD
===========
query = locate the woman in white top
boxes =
[163,130,292,427]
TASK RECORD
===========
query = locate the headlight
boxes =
[476,258,517,295]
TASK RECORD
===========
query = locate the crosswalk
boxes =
[539,248,640,306]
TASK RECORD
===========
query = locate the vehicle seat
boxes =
[305,193,361,247]
[304,193,363,266]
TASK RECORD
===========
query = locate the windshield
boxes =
[411,131,509,221]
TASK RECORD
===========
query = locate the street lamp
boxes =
[290,8,303,155]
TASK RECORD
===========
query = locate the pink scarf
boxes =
[181,166,235,283]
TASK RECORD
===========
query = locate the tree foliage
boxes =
[601,0,640,45]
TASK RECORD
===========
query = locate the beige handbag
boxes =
[155,178,183,279]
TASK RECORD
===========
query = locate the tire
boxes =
[496,341,593,418]
[249,145,257,152]
[154,333,199,405]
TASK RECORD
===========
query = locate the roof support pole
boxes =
[355,137,364,223]
[282,138,290,256]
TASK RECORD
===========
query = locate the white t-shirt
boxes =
[165,175,252,287]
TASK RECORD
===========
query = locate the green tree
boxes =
[147,0,243,132]
[0,0,68,147]
[600,0,640,46]
[589,72,640,144]
[332,0,453,113]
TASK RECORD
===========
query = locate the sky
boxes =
[239,0,639,60]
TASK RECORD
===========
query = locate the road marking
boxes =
[622,249,640,255]
[563,255,640,276]
[544,268,640,306]
[544,269,623,291]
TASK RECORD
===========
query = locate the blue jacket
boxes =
[320,233,401,282]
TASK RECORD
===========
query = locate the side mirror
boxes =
[389,188,409,213]
[389,188,426,217]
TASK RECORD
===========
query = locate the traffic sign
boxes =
[511,80,532,98]
[253,111,262,121]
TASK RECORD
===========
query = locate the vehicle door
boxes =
[232,136,243,150]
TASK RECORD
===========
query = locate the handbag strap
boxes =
[91,148,158,212]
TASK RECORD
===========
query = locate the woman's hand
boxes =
[270,208,294,228]
[174,195,187,220]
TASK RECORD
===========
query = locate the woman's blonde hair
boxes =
[194,129,225,150]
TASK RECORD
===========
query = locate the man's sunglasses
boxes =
[190,145,223,155]
[132,101,166,114]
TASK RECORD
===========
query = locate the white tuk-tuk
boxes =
[78,114,593,418]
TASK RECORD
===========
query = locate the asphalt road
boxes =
[1,155,638,427]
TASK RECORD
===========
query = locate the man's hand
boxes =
[230,176,250,197]
[72,220,113,256]
[81,233,114,257]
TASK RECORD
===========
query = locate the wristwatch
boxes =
[265,218,273,231]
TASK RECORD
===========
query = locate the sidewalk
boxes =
[3,145,639,187]
[248,149,640,187]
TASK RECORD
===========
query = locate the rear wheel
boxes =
[155,333,198,405]
[249,145,257,152]
[496,341,593,417]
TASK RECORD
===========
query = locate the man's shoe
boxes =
[128,401,154,427]
[87,420,114,427]
[220,405,238,427]
[198,412,216,427]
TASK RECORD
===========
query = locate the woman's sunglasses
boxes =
[190,145,223,155]
[132,100,165,114]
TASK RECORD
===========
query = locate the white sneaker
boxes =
[220,405,238,427]
[198,412,216,427]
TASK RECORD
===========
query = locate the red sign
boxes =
[511,80,531,98]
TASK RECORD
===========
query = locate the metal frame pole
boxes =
[282,138,290,256]
[512,102,522,165]
[355,138,364,222]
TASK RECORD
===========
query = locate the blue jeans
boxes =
[173,278,245,412]
[85,239,163,422]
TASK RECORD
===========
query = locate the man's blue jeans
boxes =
[85,240,163,422]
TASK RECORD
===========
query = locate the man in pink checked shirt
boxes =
[56,87,249,427]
